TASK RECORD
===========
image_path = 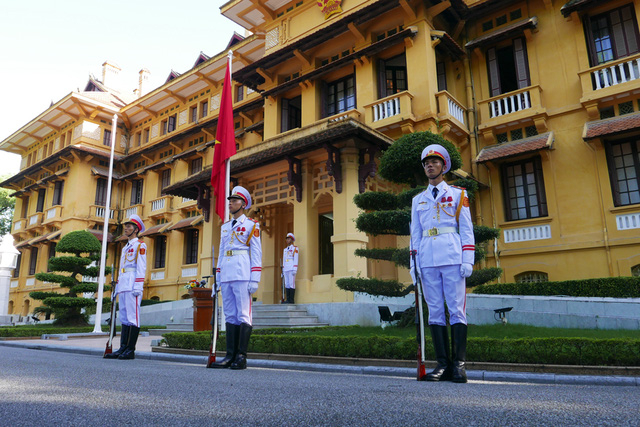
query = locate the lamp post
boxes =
[0,234,20,318]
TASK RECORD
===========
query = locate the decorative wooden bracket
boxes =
[286,156,302,202]
[358,146,378,193]
[324,143,342,193]
[196,183,211,222]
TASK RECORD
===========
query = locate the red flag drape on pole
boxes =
[210,53,236,221]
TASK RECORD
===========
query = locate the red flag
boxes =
[210,57,236,221]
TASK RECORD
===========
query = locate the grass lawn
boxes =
[263,324,640,339]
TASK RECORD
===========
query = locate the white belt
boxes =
[423,227,458,237]
[225,249,248,256]
[121,267,136,273]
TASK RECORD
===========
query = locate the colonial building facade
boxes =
[2,0,639,317]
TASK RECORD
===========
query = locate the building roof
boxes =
[168,215,204,231]
[465,17,538,50]
[583,113,640,140]
[476,132,554,163]
[139,222,173,237]
[561,0,609,17]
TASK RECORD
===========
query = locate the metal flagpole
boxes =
[93,113,118,333]
[224,50,233,222]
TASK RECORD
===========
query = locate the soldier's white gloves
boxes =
[132,290,142,297]
[248,282,259,294]
[460,263,473,278]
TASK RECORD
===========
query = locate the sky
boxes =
[0,0,245,176]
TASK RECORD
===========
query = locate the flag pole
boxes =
[93,113,117,333]
[224,50,233,222]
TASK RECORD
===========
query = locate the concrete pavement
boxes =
[0,334,638,386]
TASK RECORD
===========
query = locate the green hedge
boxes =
[0,325,162,337]
[162,331,640,366]
[335,277,410,297]
[474,276,640,298]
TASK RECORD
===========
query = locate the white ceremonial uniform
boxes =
[410,182,475,326]
[216,214,262,325]
[115,237,147,327]
[282,244,298,289]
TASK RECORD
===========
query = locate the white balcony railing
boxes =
[11,279,18,288]
[503,224,551,243]
[14,221,21,231]
[29,214,40,226]
[371,96,401,122]
[151,271,165,281]
[616,212,640,230]
[46,208,57,220]
[151,198,166,212]
[489,91,531,118]
[95,207,115,219]
[182,197,195,204]
[448,97,465,125]
[591,57,640,90]
[125,207,139,218]
[181,266,198,277]
[26,278,35,286]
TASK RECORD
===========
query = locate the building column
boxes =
[292,159,318,303]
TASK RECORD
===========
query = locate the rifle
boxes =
[280,258,285,304]
[206,246,219,368]
[103,264,118,358]
[411,250,427,381]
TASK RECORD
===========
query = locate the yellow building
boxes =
[2,0,640,318]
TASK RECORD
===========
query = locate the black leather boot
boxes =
[451,323,468,383]
[105,324,129,359]
[426,325,453,381]
[210,323,238,368]
[230,323,252,370]
[290,288,295,304]
[118,326,140,360]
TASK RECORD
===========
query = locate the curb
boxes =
[2,340,639,386]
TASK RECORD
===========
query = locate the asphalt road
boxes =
[1,346,638,426]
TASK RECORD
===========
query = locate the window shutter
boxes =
[620,5,639,56]
[377,59,387,99]
[436,62,447,92]
[487,47,501,96]
[513,38,530,89]
[281,98,290,132]
[611,8,629,58]
[320,80,329,118]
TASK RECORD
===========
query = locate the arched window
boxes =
[515,271,548,283]
[150,296,160,301]
[632,264,640,277]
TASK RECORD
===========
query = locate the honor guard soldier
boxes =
[410,144,475,383]
[282,233,299,303]
[211,186,262,370]
[105,214,147,360]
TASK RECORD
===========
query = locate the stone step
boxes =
[253,322,329,329]
[252,304,305,311]
[252,316,321,325]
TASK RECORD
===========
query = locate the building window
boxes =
[131,180,144,205]
[36,188,46,213]
[605,139,640,206]
[144,128,150,143]
[160,169,171,194]
[378,53,407,98]
[487,37,530,96]
[632,264,640,277]
[95,178,107,206]
[236,85,244,103]
[103,129,112,147]
[585,4,640,66]
[281,96,302,132]
[136,132,141,147]
[21,197,29,218]
[319,213,334,275]
[190,158,203,175]
[515,271,548,283]
[154,236,167,269]
[324,74,356,117]
[47,242,56,272]
[13,253,21,278]
[168,114,177,133]
[29,247,38,276]
[52,181,64,206]
[201,100,208,118]
[161,119,168,135]
[190,106,198,123]
[436,62,447,92]
[185,229,199,265]
[501,157,548,221]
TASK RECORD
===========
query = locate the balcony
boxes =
[364,91,415,132]
[90,205,116,220]
[435,91,469,137]
[43,206,63,225]
[149,195,173,218]
[12,218,27,233]
[478,85,547,135]
[579,53,640,104]
[125,205,143,218]
[27,212,43,229]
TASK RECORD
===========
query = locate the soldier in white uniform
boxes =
[211,186,262,370]
[410,144,475,382]
[282,233,298,304]
[105,214,147,360]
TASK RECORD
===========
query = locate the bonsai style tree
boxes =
[337,131,501,297]
[30,230,111,326]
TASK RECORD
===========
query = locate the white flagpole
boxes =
[93,113,118,333]
[224,50,233,222]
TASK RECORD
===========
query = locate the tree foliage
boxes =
[0,176,16,235]
[31,230,111,326]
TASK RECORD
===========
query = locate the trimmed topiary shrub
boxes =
[473,276,640,298]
